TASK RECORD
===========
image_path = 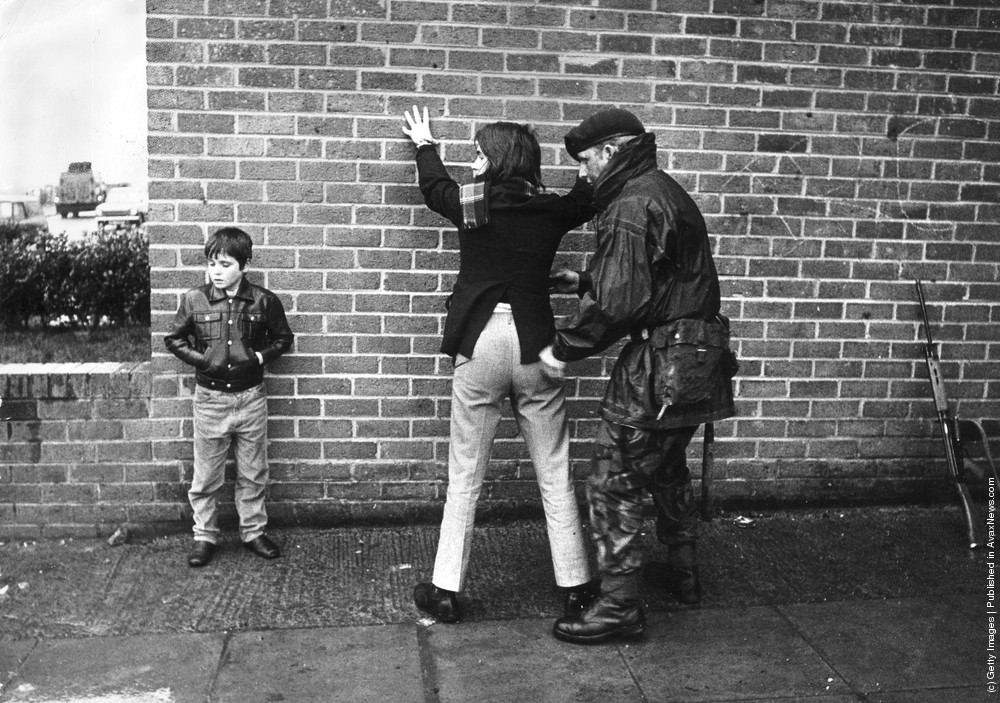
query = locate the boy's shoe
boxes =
[563,579,601,617]
[244,534,280,559]
[187,540,216,568]
[413,582,460,622]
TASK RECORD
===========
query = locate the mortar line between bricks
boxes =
[415,623,442,703]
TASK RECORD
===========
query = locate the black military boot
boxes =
[562,578,601,617]
[643,541,701,605]
[668,542,701,604]
[552,576,645,644]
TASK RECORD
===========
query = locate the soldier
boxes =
[540,109,738,644]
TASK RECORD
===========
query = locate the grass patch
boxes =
[0,325,151,363]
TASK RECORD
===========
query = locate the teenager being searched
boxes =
[401,106,599,622]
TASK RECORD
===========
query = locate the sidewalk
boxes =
[0,506,989,702]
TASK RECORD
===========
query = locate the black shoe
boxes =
[413,582,460,623]
[552,594,646,644]
[563,579,601,617]
[643,561,701,605]
[244,534,280,559]
[187,540,216,568]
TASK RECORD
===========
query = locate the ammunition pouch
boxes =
[644,317,739,411]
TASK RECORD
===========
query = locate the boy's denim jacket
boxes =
[165,280,293,392]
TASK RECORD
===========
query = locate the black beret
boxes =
[564,108,646,161]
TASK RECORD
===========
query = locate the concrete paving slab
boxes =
[0,507,989,702]
[939,591,984,628]
[421,618,644,703]
[0,642,34,696]
[872,688,988,702]
[0,633,223,703]
[780,595,980,695]
[621,606,851,702]
[212,625,423,703]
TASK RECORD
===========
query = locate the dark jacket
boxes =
[416,145,594,363]
[552,133,736,429]
[164,279,293,392]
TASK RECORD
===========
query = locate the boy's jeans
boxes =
[190,383,269,544]
[432,303,590,592]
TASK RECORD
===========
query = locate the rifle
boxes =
[914,279,982,549]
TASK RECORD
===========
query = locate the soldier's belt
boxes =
[632,317,730,349]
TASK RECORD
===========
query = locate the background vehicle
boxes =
[95,185,147,230]
[55,161,105,218]
[0,194,49,236]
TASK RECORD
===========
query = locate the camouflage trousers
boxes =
[588,420,698,579]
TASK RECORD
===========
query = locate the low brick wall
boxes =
[1,363,174,539]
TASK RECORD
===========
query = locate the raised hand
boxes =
[402,105,439,147]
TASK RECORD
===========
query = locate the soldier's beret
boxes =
[564,108,646,161]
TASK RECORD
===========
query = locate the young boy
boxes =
[165,227,294,568]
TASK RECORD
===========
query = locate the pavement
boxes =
[0,505,991,702]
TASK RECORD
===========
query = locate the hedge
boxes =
[0,224,150,329]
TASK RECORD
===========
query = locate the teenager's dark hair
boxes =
[474,122,542,187]
[204,227,253,268]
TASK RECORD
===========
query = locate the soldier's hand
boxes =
[538,344,566,380]
[549,268,580,294]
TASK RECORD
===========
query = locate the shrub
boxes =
[0,224,149,329]
[0,224,57,328]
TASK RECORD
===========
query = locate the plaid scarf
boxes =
[460,177,538,230]
[460,178,489,230]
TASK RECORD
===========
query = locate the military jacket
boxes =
[553,133,737,429]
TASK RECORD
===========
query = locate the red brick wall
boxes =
[3,0,999,537]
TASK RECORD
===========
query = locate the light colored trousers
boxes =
[432,304,591,592]
[190,383,269,544]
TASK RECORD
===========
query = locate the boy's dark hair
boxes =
[474,122,543,188]
[205,227,253,268]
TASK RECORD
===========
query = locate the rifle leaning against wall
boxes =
[914,279,997,549]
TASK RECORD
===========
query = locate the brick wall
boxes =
[0,364,182,538]
[3,0,999,538]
